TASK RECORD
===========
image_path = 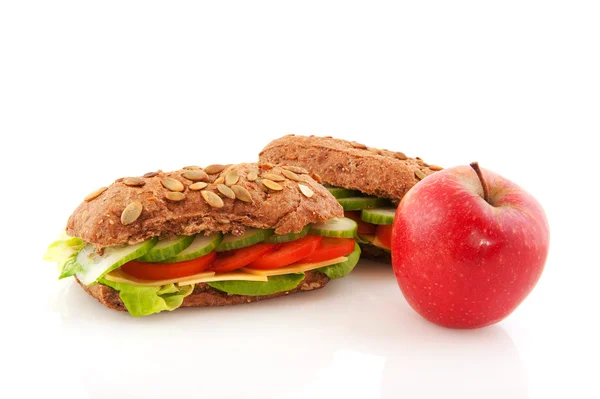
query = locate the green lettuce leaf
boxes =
[354,235,390,252]
[59,260,83,280]
[43,233,86,279]
[317,243,361,279]
[354,234,373,245]
[99,279,194,317]
[207,273,305,296]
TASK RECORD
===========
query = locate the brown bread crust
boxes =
[76,271,330,312]
[66,163,343,247]
[259,135,442,201]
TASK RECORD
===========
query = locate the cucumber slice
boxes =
[324,185,358,199]
[317,243,361,279]
[76,238,157,285]
[361,207,396,225]
[310,217,357,238]
[216,229,274,252]
[137,235,195,262]
[207,273,305,296]
[265,225,311,243]
[337,196,389,211]
[162,233,222,263]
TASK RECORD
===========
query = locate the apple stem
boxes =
[470,162,489,204]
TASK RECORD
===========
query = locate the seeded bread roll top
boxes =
[66,163,343,247]
[259,135,443,201]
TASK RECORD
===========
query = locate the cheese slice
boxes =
[104,269,216,286]
[359,234,390,250]
[104,269,267,287]
[241,256,348,277]
[371,236,390,250]
[177,272,267,285]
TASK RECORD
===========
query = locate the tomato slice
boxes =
[248,235,322,270]
[122,252,216,281]
[345,211,377,235]
[209,243,278,273]
[376,224,393,249]
[299,237,355,264]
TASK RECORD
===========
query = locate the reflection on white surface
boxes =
[44,260,527,399]
[276,350,387,399]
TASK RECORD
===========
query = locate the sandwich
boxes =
[44,162,361,316]
[259,135,442,263]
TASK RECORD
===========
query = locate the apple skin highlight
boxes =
[391,164,549,329]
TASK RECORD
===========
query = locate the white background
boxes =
[1,1,598,398]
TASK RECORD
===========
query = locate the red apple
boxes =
[392,162,549,329]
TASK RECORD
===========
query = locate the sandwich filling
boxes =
[45,218,361,316]
[324,185,395,251]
